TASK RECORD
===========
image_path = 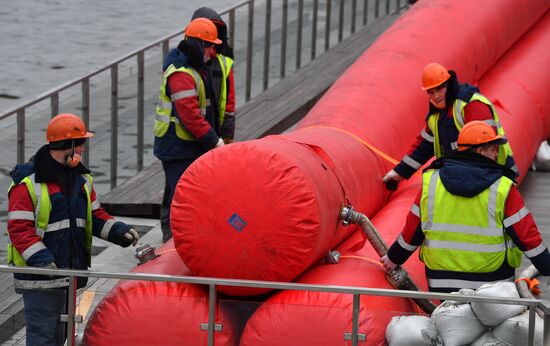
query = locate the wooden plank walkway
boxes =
[99,13,400,218]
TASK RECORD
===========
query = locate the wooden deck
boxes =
[99,13,400,218]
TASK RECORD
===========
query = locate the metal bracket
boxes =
[325,249,341,264]
[60,314,83,323]
[135,243,160,265]
[343,332,366,341]
[200,323,223,332]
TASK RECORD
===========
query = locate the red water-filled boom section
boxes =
[239,9,550,345]
[171,0,550,296]
[83,1,550,344]
[81,241,247,346]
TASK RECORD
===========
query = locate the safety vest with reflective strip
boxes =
[154,55,233,141]
[418,169,523,272]
[427,93,514,168]
[7,174,94,267]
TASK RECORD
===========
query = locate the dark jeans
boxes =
[22,288,67,346]
[161,159,194,242]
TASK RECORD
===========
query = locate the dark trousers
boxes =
[22,288,67,346]
[161,159,194,242]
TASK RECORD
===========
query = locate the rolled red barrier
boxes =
[239,178,424,346]
[238,11,550,344]
[82,241,245,345]
[171,0,549,296]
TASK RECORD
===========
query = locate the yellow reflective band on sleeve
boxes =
[503,207,529,228]
[100,219,116,240]
[397,234,418,252]
[421,128,434,143]
[524,243,547,258]
[171,89,197,101]
[402,155,422,169]
[8,211,35,221]
[21,241,47,261]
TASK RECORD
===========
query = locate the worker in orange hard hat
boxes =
[7,113,139,345]
[381,121,550,293]
[154,17,229,242]
[382,62,518,190]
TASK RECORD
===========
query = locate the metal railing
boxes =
[0,0,406,195]
[0,264,548,346]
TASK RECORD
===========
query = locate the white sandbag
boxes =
[432,300,486,346]
[386,315,438,346]
[470,282,526,326]
[469,331,510,346]
[492,311,543,346]
[533,141,550,171]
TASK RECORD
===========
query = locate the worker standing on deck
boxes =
[155,16,233,242]
[380,121,550,293]
[7,113,139,346]
[383,63,518,189]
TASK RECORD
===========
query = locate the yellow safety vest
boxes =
[419,169,523,272]
[427,93,515,167]
[7,174,94,267]
[154,55,233,141]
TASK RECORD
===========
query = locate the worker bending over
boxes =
[381,121,550,293]
[383,63,518,189]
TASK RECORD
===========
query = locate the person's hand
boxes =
[382,169,403,183]
[124,228,139,247]
[381,255,397,273]
[40,262,57,270]
[382,169,403,191]
[215,138,225,148]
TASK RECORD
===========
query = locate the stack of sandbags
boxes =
[431,300,487,346]
[385,315,440,346]
[386,282,543,346]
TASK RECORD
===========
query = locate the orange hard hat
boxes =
[184,18,222,44]
[421,63,451,91]
[457,120,506,151]
[46,113,94,143]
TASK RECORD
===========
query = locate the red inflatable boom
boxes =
[171,0,549,296]
[239,9,550,346]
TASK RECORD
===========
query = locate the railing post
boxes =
[17,109,25,164]
[296,0,304,70]
[245,0,254,102]
[311,0,319,60]
[351,0,357,34]
[375,0,380,18]
[351,293,360,346]
[137,51,145,172]
[110,64,118,190]
[386,0,390,15]
[363,0,369,26]
[338,0,345,43]
[544,308,550,346]
[207,284,217,346]
[81,78,90,167]
[51,93,59,118]
[66,276,77,346]
[280,0,288,79]
[325,0,332,51]
[229,9,236,49]
[528,305,536,346]
[162,40,169,68]
[263,0,272,91]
